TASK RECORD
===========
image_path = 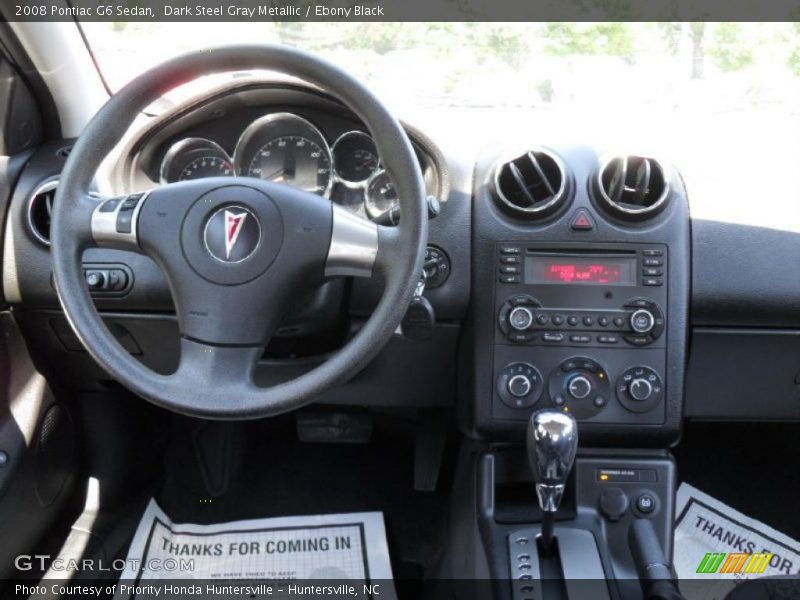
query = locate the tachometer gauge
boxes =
[365,170,399,218]
[234,113,333,197]
[332,131,379,185]
[160,138,233,183]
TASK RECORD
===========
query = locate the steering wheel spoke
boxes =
[90,191,148,253]
[175,338,263,392]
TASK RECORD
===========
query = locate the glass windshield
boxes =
[80,22,800,227]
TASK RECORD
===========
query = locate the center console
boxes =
[466,144,690,447]
[459,144,691,598]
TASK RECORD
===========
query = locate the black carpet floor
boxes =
[673,422,800,541]
[155,412,455,582]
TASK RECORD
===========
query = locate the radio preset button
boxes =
[598,316,609,327]
[613,316,625,328]
[567,316,579,326]
[552,314,565,326]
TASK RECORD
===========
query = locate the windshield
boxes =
[80,22,800,227]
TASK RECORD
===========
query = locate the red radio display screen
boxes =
[525,255,636,286]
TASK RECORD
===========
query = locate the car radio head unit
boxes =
[524,253,637,286]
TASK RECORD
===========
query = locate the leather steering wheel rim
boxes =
[50,45,428,419]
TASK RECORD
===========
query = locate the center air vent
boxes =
[595,155,670,220]
[493,149,568,219]
[27,179,58,245]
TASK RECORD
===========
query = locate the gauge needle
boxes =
[263,167,285,181]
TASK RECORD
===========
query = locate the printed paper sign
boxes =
[114,500,396,599]
[674,483,800,600]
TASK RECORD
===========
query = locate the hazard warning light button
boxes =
[570,209,595,231]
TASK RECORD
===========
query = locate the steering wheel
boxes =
[50,46,428,419]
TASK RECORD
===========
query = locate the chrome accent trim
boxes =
[233,112,334,199]
[596,154,671,216]
[325,205,378,278]
[492,148,567,216]
[331,130,380,188]
[91,192,148,249]
[507,529,543,600]
[526,410,578,513]
[508,528,609,599]
[159,137,232,184]
[630,308,656,333]
[26,179,58,246]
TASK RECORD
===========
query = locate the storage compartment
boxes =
[685,328,800,420]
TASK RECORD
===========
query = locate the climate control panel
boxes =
[493,354,665,425]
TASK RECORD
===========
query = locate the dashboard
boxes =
[2,80,800,447]
[118,83,447,225]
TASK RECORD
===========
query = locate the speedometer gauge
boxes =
[332,131,379,185]
[160,138,233,183]
[245,136,331,195]
[234,113,333,196]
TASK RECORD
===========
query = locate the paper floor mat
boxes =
[114,499,395,599]
[675,483,800,600]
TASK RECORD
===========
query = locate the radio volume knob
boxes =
[629,378,653,401]
[509,306,534,331]
[630,309,655,334]
[507,375,532,398]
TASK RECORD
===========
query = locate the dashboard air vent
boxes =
[493,149,568,218]
[595,155,670,220]
[27,180,58,246]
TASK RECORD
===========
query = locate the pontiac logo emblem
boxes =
[204,205,261,263]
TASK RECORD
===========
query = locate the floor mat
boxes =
[114,499,396,600]
[674,483,800,600]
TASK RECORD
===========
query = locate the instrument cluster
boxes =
[159,111,403,220]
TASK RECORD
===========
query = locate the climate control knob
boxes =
[508,375,532,398]
[497,362,543,409]
[508,306,534,331]
[628,378,653,401]
[630,309,655,334]
[567,375,593,400]
[616,366,663,413]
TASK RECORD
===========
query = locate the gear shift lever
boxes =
[526,409,578,555]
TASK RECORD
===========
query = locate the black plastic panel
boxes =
[692,219,800,327]
[686,328,800,420]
